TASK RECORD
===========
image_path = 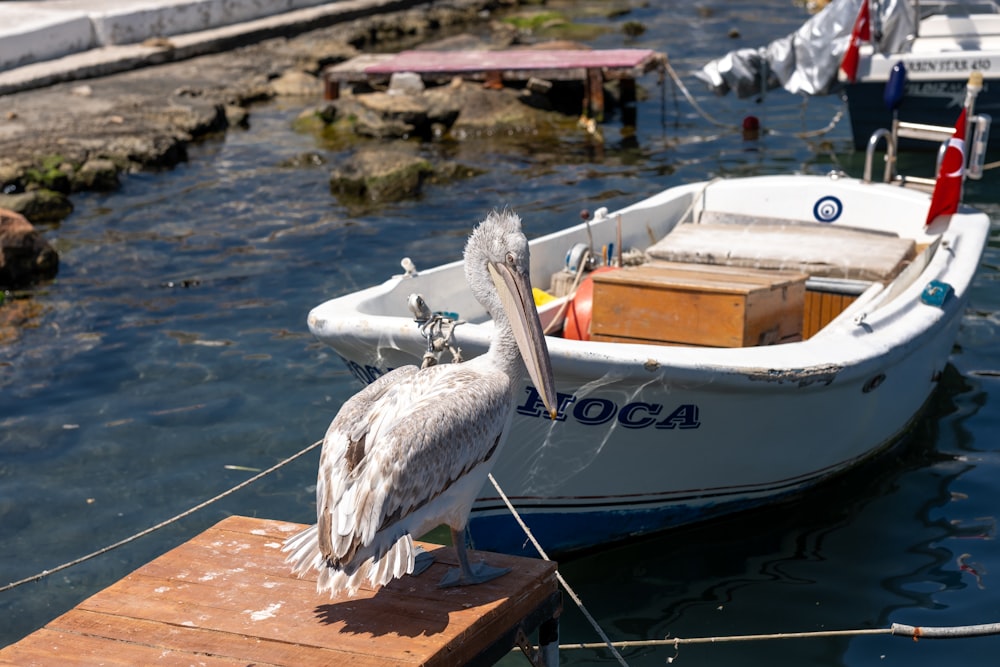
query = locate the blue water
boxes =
[4,2,1000,665]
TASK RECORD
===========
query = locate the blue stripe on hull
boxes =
[466,427,916,556]
[468,495,784,557]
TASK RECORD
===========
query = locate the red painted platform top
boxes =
[0,516,559,667]
[364,48,662,74]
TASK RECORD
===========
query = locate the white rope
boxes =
[542,248,590,335]
[558,621,1000,652]
[774,100,847,139]
[678,177,721,225]
[0,438,324,594]
[663,59,845,139]
[664,60,734,129]
[487,473,630,667]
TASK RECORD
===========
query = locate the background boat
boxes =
[699,0,1000,153]
[844,1,1000,152]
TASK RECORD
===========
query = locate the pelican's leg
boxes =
[412,545,435,577]
[439,527,511,588]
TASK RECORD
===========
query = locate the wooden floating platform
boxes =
[324,48,667,121]
[0,516,561,666]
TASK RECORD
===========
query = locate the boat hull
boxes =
[308,174,989,556]
[845,77,1000,151]
[469,321,952,556]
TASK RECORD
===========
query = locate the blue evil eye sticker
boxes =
[813,196,843,223]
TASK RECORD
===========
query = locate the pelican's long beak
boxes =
[488,260,558,419]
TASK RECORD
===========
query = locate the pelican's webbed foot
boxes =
[439,527,511,588]
[439,561,511,588]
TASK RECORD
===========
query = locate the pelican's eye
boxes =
[505,251,516,266]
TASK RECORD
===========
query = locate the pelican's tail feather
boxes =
[372,530,415,584]
[282,524,325,577]
[283,525,418,598]
[317,531,418,597]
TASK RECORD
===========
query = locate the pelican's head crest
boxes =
[465,209,529,277]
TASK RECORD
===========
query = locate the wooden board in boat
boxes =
[646,221,916,282]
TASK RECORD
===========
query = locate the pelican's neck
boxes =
[487,307,527,382]
[463,209,533,384]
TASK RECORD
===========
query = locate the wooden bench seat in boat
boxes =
[590,261,807,347]
[645,217,917,283]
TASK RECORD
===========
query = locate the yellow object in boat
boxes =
[533,287,555,306]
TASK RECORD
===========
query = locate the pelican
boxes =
[283,209,558,596]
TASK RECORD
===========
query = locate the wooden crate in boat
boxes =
[590,262,807,347]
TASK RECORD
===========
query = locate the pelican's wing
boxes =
[317,365,419,491]
[318,362,511,565]
[283,366,420,579]
[313,365,418,561]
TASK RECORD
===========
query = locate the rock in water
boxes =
[0,208,58,288]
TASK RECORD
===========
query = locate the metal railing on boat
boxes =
[863,70,991,189]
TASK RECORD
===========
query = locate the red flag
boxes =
[840,1,871,83]
[925,109,968,226]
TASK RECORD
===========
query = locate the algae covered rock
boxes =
[0,190,73,223]
[329,147,434,204]
[328,145,482,208]
[73,158,120,191]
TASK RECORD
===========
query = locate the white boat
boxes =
[844,1,1000,152]
[307,114,990,558]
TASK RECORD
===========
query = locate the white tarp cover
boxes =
[697,0,917,97]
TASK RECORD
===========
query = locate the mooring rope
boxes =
[487,473,631,667]
[559,621,1000,654]
[780,100,847,139]
[0,438,324,594]
[658,59,1000,180]
[488,462,1000,662]
[10,428,1000,663]
[662,59,845,140]
[541,247,590,335]
[664,60,733,130]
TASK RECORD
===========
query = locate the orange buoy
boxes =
[564,266,618,341]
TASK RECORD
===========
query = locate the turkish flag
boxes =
[840,1,871,83]
[925,108,967,226]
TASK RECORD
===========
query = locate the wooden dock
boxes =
[324,48,666,121]
[0,516,561,666]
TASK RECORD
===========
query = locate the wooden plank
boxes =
[325,49,665,86]
[802,290,858,339]
[803,290,823,339]
[363,48,662,75]
[51,609,384,667]
[0,627,254,666]
[647,222,917,282]
[326,53,395,83]
[0,516,559,667]
[322,48,665,122]
[820,293,837,330]
[586,67,604,120]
